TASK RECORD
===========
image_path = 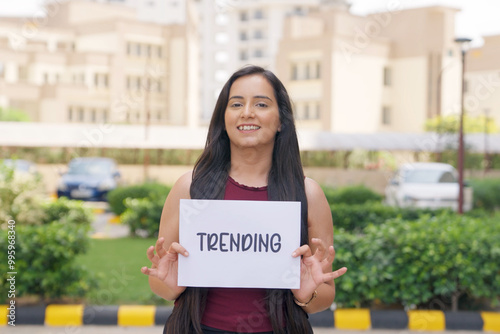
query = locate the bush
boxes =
[469,178,500,211]
[331,202,451,232]
[121,197,164,238]
[0,163,46,225]
[41,197,93,225]
[333,212,500,310]
[107,182,171,215]
[322,185,383,206]
[0,221,97,301]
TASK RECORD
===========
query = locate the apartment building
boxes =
[277,5,464,133]
[0,0,200,126]
[465,34,500,127]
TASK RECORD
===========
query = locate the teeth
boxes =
[238,125,260,130]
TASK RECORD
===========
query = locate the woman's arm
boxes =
[291,177,347,314]
[142,171,192,301]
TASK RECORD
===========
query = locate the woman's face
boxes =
[224,74,281,150]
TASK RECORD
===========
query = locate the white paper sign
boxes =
[178,199,301,289]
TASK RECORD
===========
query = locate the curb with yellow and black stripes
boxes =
[1,305,500,331]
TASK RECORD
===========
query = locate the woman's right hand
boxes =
[141,237,188,298]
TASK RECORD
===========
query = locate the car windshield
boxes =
[68,160,113,176]
[403,169,457,184]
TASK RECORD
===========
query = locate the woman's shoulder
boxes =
[304,177,325,201]
[169,170,193,198]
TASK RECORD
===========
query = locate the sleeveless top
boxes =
[200,176,274,332]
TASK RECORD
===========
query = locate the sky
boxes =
[1,0,499,47]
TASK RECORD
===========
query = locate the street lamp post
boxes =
[454,37,472,214]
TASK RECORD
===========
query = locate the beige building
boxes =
[277,5,465,134]
[0,0,200,127]
[465,35,500,127]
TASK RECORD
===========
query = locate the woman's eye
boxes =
[231,103,243,108]
[256,103,267,108]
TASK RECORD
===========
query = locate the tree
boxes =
[0,107,30,122]
[425,114,498,134]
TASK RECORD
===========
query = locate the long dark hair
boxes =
[165,65,311,334]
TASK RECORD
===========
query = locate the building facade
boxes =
[465,35,500,128]
[277,5,464,133]
[0,0,200,127]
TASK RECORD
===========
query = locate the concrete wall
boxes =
[37,164,500,196]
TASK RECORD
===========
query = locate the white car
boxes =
[385,162,473,211]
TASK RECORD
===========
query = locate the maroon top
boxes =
[200,176,274,332]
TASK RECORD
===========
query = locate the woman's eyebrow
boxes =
[228,95,273,101]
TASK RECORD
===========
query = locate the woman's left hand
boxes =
[291,238,347,303]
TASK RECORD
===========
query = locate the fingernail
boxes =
[292,252,296,257]
[184,251,189,256]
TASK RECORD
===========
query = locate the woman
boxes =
[141,65,347,333]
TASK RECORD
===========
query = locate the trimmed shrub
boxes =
[40,197,93,225]
[121,197,164,238]
[0,221,97,302]
[107,183,171,215]
[469,178,500,211]
[333,212,500,310]
[322,185,383,206]
[331,202,451,232]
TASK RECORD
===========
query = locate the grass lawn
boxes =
[78,237,172,306]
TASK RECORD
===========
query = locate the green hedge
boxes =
[323,185,383,205]
[331,202,452,232]
[0,164,96,302]
[107,183,171,215]
[0,221,96,301]
[121,197,165,238]
[469,178,500,211]
[333,212,500,310]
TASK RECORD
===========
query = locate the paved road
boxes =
[0,326,486,334]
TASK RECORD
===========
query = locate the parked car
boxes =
[385,162,473,211]
[1,158,40,179]
[57,157,122,201]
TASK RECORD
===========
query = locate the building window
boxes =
[382,106,391,125]
[254,9,263,19]
[43,73,49,84]
[254,30,263,39]
[464,80,468,93]
[91,109,96,122]
[292,64,298,80]
[146,45,152,58]
[136,43,141,56]
[103,109,108,123]
[305,64,310,79]
[316,63,321,79]
[127,42,132,55]
[240,11,248,21]
[240,50,248,61]
[240,31,248,41]
[254,49,263,58]
[157,46,163,58]
[78,108,84,122]
[68,107,73,122]
[383,67,391,86]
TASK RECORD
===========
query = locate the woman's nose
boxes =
[241,104,254,118]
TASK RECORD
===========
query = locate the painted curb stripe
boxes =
[17,306,46,325]
[117,305,155,326]
[155,306,173,326]
[0,305,8,325]
[370,310,408,329]
[83,305,119,325]
[309,309,334,327]
[482,311,500,332]
[334,308,371,330]
[408,310,445,331]
[45,304,84,326]
[445,311,483,330]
